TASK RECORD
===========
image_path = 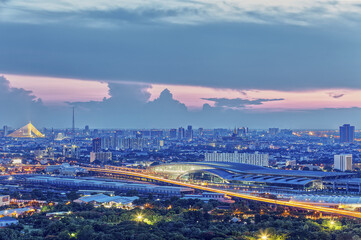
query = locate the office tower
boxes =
[198,128,204,137]
[339,124,355,143]
[269,128,279,135]
[178,127,185,139]
[232,127,238,137]
[3,126,8,137]
[238,127,248,136]
[334,154,352,171]
[186,125,193,140]
[93,129,99,136]
[92,138,102,152]
[151,129,163,139]
[170,129,177,139]
[84,125,90,134]
[205,151,269,167]
[63,145,80,159]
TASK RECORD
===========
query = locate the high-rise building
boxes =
[169,129,177,139]
[84,125,90,135]
[151,129,163,139]
[186,125,193,140]
[63,145,80,159]
[92,138,102,152]
[269,128,279,135]
[178,127,185,139]
[119,138,147,150]
[90,151,112,163]
[205,151,269,167]
[339,124,355,143]
[198,128,204,138]
[2,126,8,137]
[334,154,352,172]
[238,127,248,136]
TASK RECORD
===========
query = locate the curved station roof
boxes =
[149,162,353,188]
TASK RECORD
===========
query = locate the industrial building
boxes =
[26,176,193,196]
[290,194,361,210]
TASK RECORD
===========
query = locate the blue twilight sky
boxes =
[1,1,361,129]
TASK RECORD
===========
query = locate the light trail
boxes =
[86,167,361,219]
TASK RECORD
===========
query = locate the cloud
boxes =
[329,92,345,99]
[1,79,360,129]
[2,0,361,26]
[2,22,361,91]
[202,97,284,109]
[0,76,43,125]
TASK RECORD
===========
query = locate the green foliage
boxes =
[3,198,361,239]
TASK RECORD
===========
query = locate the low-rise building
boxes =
[0,217,18,227]
[182,192,234,203]
[0,195,10,206]
[74,194,139,208]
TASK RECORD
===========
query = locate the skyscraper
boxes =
[334,154,352,171]
[198,128,204,137]
[170,129,177,139]
[269,128,279,135]
[92,138,102,152]
[3,126,8,137]
[339,124,355,143]
[186,125,193,140]
[178,127,185,139]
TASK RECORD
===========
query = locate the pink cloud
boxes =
[147,84,361,111]
[4,74,110,105]
[4,74,361,111]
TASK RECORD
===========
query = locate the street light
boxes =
[261,235,268,240]
[136,214,143,222]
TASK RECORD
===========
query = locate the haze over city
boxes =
[2,1,361,128]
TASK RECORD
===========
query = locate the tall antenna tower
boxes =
[72,107,75,134]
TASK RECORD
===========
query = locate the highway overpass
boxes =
[86,167,361,219]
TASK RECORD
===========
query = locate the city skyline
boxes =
[2,1,361,238]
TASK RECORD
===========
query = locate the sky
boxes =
[1,0,361,129]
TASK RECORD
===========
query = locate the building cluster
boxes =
[0,121,360,212]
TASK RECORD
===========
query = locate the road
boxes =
[86,167,361,218]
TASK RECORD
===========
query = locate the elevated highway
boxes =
[86,167,361,219]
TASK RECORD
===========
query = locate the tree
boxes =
[66,191,80,201]
[77,225,95,240]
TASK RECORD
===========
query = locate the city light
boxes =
[136,213,143,222]
[258,229,269,240]
[87,167,361,219]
